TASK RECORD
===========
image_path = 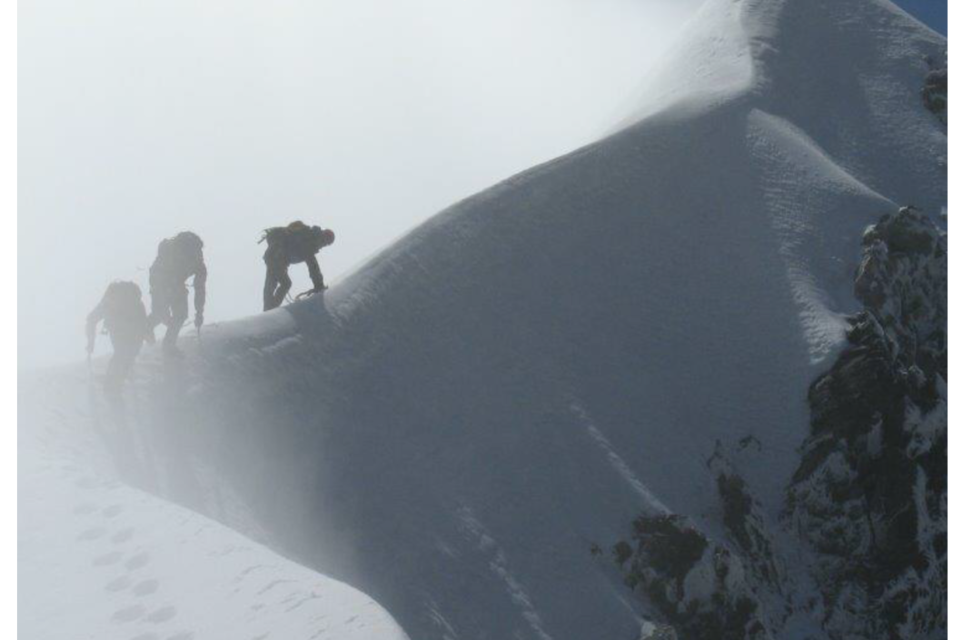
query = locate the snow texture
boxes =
[19,372,410,640]
[19,0,946,638]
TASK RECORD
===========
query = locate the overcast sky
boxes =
[18,0,944,369]
[19,0,705,368]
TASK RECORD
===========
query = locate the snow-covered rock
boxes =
[921,54,947,124]
[19,0,947,638]
[787,207,947,640]
[617,207,947,640]
[617,514,771,640]
[707,444,784,597]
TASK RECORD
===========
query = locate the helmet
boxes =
[321,228,335,246]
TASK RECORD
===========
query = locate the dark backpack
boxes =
[104,281,142,307]
[259,221,313,246]
[102,281,148,332]
[158,232,204,263]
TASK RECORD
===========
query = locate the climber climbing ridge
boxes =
[86,221,336,396]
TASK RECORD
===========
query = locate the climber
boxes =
[148,231,207,354]
[260,221,335,311]
[86,281,154,394]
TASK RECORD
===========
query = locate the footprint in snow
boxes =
[236,565,264,582]
[112,528,135,544]
[132,579,159,597]
[112,604,145,622]
[145,606,177,623]
[105,575,132,592]
[125,552,150,571]
[77,527,107,541]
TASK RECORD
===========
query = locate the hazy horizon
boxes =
[18,0,943,369]
[19,0,703,369]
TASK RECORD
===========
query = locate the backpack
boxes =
[158,231,204,262]
[259,220,312,246]
[104,281,143,308]
[102,281,148,332]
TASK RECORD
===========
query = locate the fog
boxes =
[19,0,702,368]
[18,0,947,637]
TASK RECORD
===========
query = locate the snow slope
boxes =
[19,369,410,640]
[19,0,946,638]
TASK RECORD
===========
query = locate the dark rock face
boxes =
[788,207,946,640]
[708,444,784,595]
[618,514,771,640]
[615,208,945,640]
[922,55,947,124]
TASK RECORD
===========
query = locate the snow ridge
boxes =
[19,0,947,639]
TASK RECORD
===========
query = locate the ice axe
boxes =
[295,286,326,301]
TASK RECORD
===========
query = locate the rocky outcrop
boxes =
[787,207,947,640]
[708,443,784,595]
[616,209,945,640]
[617,514,771,640]
[922,54,947,125]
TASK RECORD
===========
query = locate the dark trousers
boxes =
[150,282,188,350]
[263,264,292,311]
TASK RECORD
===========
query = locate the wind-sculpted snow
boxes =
[19,0,946,638]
